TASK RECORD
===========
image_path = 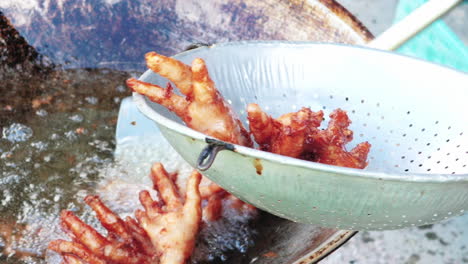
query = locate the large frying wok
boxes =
[0,0,435,263]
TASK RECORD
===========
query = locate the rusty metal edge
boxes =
[317,0,375,42]
[292,230,358,264]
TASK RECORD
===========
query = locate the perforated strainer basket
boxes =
[132,41,468,231]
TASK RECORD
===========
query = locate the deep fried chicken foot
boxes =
[127,54,252,147]
[49,205,156,263]
[136,163,202,264]
[145,52,193,95]
[248,105,370,169]
[247,103,324,158]
[306,109,371,169]
[199,182,256,222]
[49,163,204,264]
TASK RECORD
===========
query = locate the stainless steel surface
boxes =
[133,41,468,230]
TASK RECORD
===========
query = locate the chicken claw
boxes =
[135,163,202,264]
[247,103,323,158]
[145,52,193,96]
[49,203,156,264]
[306,109,371,169]
[49,162,205,264]
[248,105,370,169]
[127,54,252,147]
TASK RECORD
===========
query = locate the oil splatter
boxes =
[253,159,263,175]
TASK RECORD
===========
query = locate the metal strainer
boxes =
[133,41,467,231]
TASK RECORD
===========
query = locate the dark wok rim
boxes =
[317,0,374,42]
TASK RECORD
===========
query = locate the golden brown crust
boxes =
[305,109,370,169]
[248,105,370,169]
[247,103,324,158]
[316,0,374,42]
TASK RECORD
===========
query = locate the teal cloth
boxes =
[395,0,468,72]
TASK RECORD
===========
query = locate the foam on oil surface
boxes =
[44,134,258,263]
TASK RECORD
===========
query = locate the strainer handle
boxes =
[367,0,462,51]
[196,138,235,171]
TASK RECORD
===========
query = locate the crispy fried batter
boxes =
[127,54,252,147]
[247,103,323,158]
[305,109,370,169]
[248,105,370,169]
